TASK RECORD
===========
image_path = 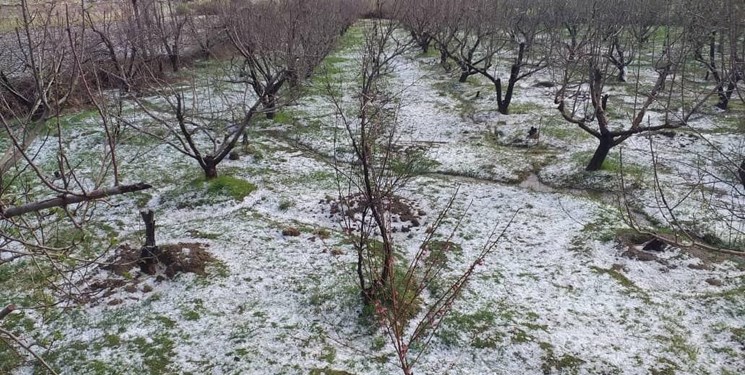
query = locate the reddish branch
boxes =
[0,304,15,320]
[1,183,151,219]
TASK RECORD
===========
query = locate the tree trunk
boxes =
[0,304,16,321]
[496,43,525,115]
[617,68,626,82]
[586,136,614,171]
[203,155,218,179]
[715,81,736,110]
[738,160,745,190]
[169,53,179,73]
[458,69,469,83]
[264,96,277,119]
[139,209,160,275]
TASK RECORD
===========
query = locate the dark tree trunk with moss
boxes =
[263,95,277,119]
[203,155,218,179]
[586,134,614,171]
[495,43,526,115]
[458,67,469,83]
[716,81,737,110]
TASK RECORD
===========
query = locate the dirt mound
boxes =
[77,242,215,306]
[104,242,213,278]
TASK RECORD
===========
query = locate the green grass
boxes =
[203,175,257,201]
[438,306,502,348]
[309,368,354,375]
[337,24,365,52]
[0,341,22,374]
[271,111,295,125]
[589,266,652,304]
[540,341,586,374]
[590,266,637,289]
[508,101,544,115]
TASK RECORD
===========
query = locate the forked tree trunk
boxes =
[496,43,525,115]
[203,155,218,179]
[715,81,736,110]
[586,135,614,171]
[420,40,430,54]
[264,96,277,119]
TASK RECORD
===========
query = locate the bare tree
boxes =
[687,0,744,110]
[553,2,714,171]
[151,0,188,73]
[327,4,518,374]
[0,0,83,172]
[224,0,312,119]
[470,0,551,114]
[398,0,437,53]
[433,0,499,83]
[1,4,150,370]
[120,0,351,179]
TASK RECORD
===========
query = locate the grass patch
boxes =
[540,341,586,374]
[508,101,544,115]
[337,24,365,52]
[159,173,256,208]
[438,306,502,348]
[131,333,177,374]
[272,111,295,125]
[589,266,652,304]
[309,368,354,375]
[590,266,637,289]
[0,341,22,375]
[203,175,257,201]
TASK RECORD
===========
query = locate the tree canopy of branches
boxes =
[553,1,715,171]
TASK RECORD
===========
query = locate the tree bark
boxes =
[203,155,218,179]
[263,95,277,119]
[139,209,159,274]
[1,183,152,219]
[458,70,469,83]
[586,136,613,171]
[496,43,525,115]
[715,81,736,110]
[0,304,15,320]
[169,52,179,73]
[739,160,745,190]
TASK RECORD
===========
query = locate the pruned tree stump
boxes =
[139,209,160,275]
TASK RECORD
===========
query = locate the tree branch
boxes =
[1,183,151,219]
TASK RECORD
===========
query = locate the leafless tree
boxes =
[553,2,714,171]
[327,4,517,374]
[120,0,351,179]
[1,3,150,370]
[0,0,84,173]
[687,0,744,110]
[472,0,551,114]
[432,0,499,83]
[398,0,437,53]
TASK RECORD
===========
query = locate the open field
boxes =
[1,18,744,375]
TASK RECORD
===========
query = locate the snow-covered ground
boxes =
[2,26,744,375]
